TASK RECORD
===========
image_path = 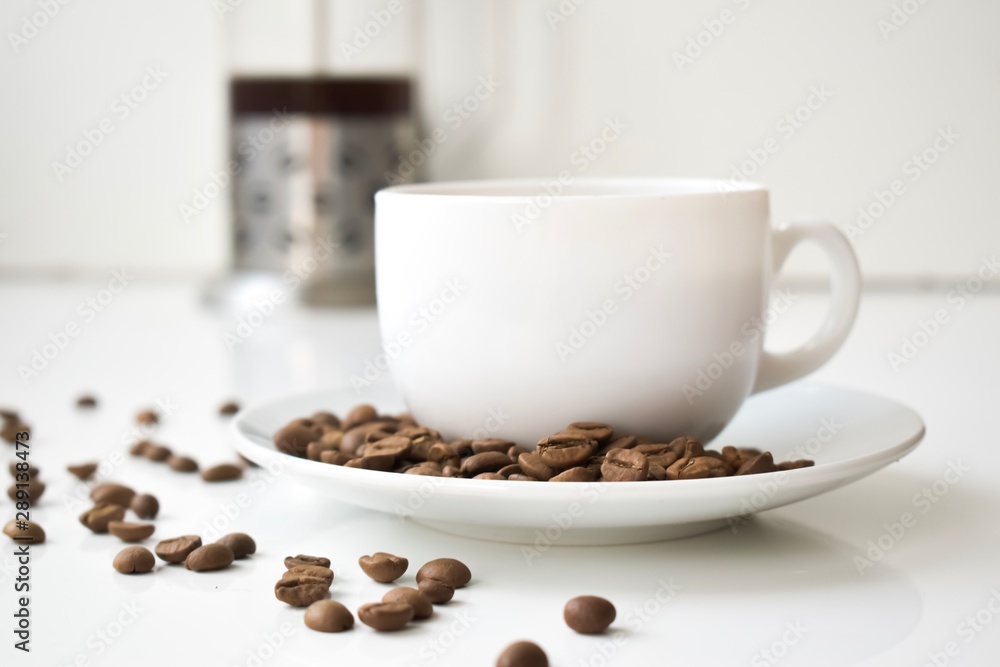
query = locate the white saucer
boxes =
[232,383,924,545]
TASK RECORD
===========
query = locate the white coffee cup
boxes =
[375,178,860,444]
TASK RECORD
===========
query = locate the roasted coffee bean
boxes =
[0,408,18,422]
[473,472,505,480]
[460,451,511,477]
[358,601,414,631]
[167,455,199,472]
[778,459,815,470]
[564,595,616,634]
[518,452,556,481]
[216,532,256,559]
[319,449,354,465]
[647,463,668,481]
[285,554,331,569]
[155,535,202,563]
[3,519,44,544]
[606,435,639,450]
[108,521,156,543]
[736,452,778,476]
[632,443,673,456]
[383,587,432,619]
[348,454,394,471]
[395,426,440,447]
[219,401,240,416]
[341,423,395,455]
[287,564,334,585]
[601,448,649,482]
[310,411,341,430]
[404,461,443,476]
[77,395,98,408]
[129,440,150,456]
[496,641,548,667]
[143,444,172,462]
[365,436,412,461]
[1,422,29,443]
[275,575,330,607]
[359,552,408,583]
[9,461,40,477]
[416,558,471,588]
[565,421,614,444]
[508,474,538,481]
[130,493,159,519]
[113,546,155,574]
[304,600,354,633]
[344,404,379,429]
[550,466,597,482]
[79,502,126,533]
[536,434,597,469]
[308,440,337,461]
[418,577,454,604]
[470,438,515,455]
[185,543,234,571]
[647,451,680,469]
[201,463,243,482]
[7,479,45,502]
[67,462,98,480]
[497,464,523,478]
[274,420,324,457]
[427,442,460,466]
[136,409,159,426]
[667,456,732,480]
[91,483,136,507]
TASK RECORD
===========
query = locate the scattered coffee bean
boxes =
[129,440,150,457]
[383,587,432,619]
[216,533,256,559]
[0,408,19,422]
[130,493,159,519]
[1,421,29,443]
[185,543,235,572]
[496,641,548,667]
[357,601,414,632]
[287,564,334,585]
[113,546,155,574]
[155,535,202,563]
[79,503,126,533]
[564,595,616,634]
[416,558,471,589]
[7,479,45,502]
[304,600,354,633]
[359,552,409,583]
[275,574,330,607]
[536,434,598,469]
[108,521,156,543]
[76,395,98,408]
[418,577,455,604]
[136,409,159,426]
[167,455,199,472]
[285,554,330,569]
[90,482,136,507]
[219,401,240,416]
[201,463,243,482]
[3,519,44,544]
[143,444,172,462]
[601,448,649,482]
[67,462,98,480]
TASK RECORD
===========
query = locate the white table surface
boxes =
[1,279,997,667]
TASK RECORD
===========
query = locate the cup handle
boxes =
[752,219,862,393]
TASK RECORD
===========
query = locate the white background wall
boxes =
[1,0,997,282]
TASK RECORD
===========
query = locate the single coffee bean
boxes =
[496,641,548,667]
[460,451,512,477]
[383,587,433,619]
[3,519,45,544]
[344,404,379,430]
[736,452,778,476]
[274,420,324,457]
[508,474,538,481]
[647,463,668,481]
[474,472,506,480]
[404,461,443,476]
[549,466,597,482]
[536,434,597,469]
[1,422,29,443]
[143,444,172,462]
[167,455,199,472]
[565,421,614,444]
[564,595,616,634]
[416,558,471,589]
[79,502,126,533]
[601,448,649,482]
[357,601,414,631]
[155,535,202,563]
[113,546,155,574]
[778,459,815,470]
[275,575,330,607]
[108,521,155,543]
[310,411,341,430]
[517,452,556,481]
[67,462,98,480]
[201,463,243,482]
[7,479,45,502]
[130,493,159,519]
[219,401,240,416]
[418,577,454,604]
[668,456,733,479]
[496,463,523,478]
[136,409,159,425]
[647,451,680,469]
[0,408,18,422]
[304,600,354,633]
[185,543,235,571]
[91,482,136,507]
[606,435,639,450]
[470,438,516,455]
[217,532,256,559]
[352,454,395,471]
[359,552,408,583]
[427,442,460,466]
[285,554,331,569]
[307,439,337,461]
[319,449,354,465]
[77,394,98,408]
[396,425,441,447]
[365,435,412,461]
[287,564,334,585]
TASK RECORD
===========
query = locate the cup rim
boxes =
[377,177,766,201]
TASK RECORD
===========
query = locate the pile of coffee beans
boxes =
[272,405,814,482]
[78,483,158,542]
[275,554,335,606]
